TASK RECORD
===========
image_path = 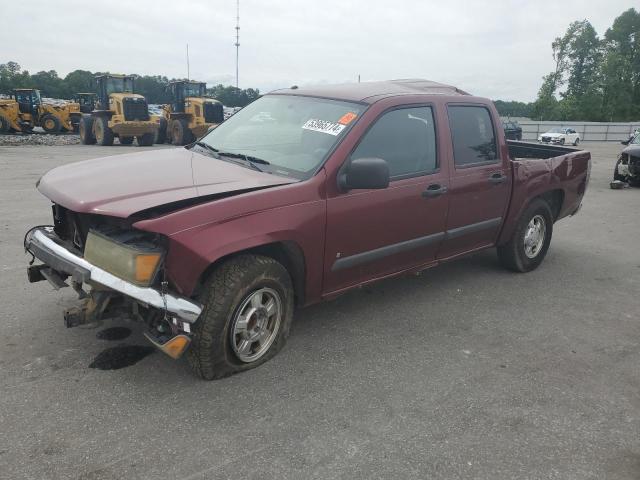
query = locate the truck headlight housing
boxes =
[84,230,163,287]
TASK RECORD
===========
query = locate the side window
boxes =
[448,106,498,167]
[352,106,437,178]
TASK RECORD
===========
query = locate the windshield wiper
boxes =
[216,151,270,172]
[192,141,220,157]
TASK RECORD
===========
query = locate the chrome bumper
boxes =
[25,228,202,323]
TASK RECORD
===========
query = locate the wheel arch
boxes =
[193,241,307,307]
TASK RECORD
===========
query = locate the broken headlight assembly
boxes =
[83,229,164,287]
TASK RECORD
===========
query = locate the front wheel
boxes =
[137,132,155,146]
[497,198,554,272]
[573,137,580,146]
[187,254,294,380]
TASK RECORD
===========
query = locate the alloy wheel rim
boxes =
[524,215,546,259]
[230,287,282,363]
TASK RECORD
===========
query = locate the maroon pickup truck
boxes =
[25,79,591,379]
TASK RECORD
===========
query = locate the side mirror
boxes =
[338,157,390,191]
[621,140,630,145]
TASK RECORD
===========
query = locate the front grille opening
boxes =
[122,98,150,121]
[203,102,224,123]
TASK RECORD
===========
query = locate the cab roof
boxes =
[270,79,470,104]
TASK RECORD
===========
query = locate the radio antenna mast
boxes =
[235,0,240,88]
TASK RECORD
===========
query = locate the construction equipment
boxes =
[73,93,97,113]
[157,81,224,145]
[79,75,158,146]
[0,89,81,134]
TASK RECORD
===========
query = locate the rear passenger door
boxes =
[437,104,511,259]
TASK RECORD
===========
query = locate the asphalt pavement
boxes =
[0,141,638,479]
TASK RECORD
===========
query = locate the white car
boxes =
[538,127,580,146]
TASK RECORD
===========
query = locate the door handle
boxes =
[422,184,448,198]
[488,173,507,184]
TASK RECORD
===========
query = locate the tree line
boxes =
[0,62,260,107]
[495,7,640,121]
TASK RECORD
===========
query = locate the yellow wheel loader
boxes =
[73,93,97,114]
[157,81,224,145]
[0,89,81,134]
[79,75,158,146]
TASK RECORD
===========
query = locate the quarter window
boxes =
[448,106,498,166]
[351,107,437,178]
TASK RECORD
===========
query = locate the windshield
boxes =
[631,134,640,145]
[548,127,564,133]
[105,77,133,95]
[184,83,205,97]
[198,95,365,179]
[15,90,40,104]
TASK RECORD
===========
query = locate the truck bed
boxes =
[507,140,579,160]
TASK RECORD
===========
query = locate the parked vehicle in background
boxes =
[613,133,640,187]
[155,81,225,145]
[0,88,81,134]
[73,93,97,114]
[538,127,580,146]
[79,74,158,147]
[24,79,591,380]
[502,119,522,140]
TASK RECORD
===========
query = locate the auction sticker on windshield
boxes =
[302,119,345,136]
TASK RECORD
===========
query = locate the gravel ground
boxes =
[0,132,80,146]
[0,142,638,480]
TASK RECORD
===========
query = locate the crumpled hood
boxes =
[37,147,297,218]
[542,133,564,138]
[622,144,640,157]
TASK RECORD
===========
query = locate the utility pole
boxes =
[235,0,240,88]
[186,43,190,81]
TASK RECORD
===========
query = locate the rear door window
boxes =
[448,106,498,167]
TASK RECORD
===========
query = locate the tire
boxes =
[94,116,114,146]
[119,136,134,145]
[155,117,167,144]
[136,132,155,146]
[170,119,194,145]
[79,115,96,145]
[560,138,565,145]
[628,177,640,188]
[0,115,10,133]
[573,137,580,146]
[497,198,554,273]
[187,254,294,380]
[41,114,61,134]
[613,158,626,182]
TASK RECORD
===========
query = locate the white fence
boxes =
[515,121,640,142]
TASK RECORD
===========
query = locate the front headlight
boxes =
[84,230,163,286]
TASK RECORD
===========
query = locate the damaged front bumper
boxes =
[25,227,202,325]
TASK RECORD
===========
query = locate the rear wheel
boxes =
[94,116,114,146]
[119,136,134,145]
[41,114,61,133]
[79,115,96,144]
[137,132,155,146]
[155,117,167,144]
[170,119,193,145]
[187,254,294,380]
[497,198,554,273]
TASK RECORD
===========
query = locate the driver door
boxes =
[323,105,449,294]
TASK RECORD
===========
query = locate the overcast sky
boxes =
[2,0,636,101]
